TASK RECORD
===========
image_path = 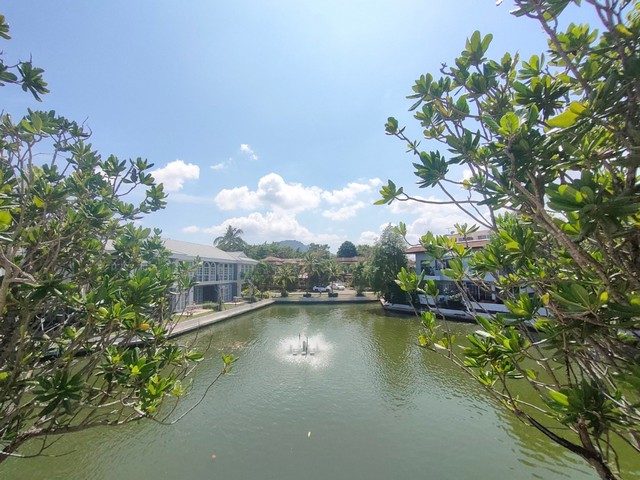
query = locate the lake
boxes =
[4,303,600,479]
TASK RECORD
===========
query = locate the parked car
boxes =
[332,283,346,290]
[312,285,332,293]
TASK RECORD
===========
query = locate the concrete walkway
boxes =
[169,299,275,337]
[168,295,378,338]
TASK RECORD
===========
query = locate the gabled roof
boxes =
[335,256,364,264]
[405,230,492,255]
[162,238,257,264]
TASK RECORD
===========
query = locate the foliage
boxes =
[350,262,370,296]
[0,17,229,463]
[369,225,408,299]
[355,244,373,260]
[244,242,302,260]
[273,264,298,297]
[337,241,358,258]
[245,261,275,296]
[383,1,640,478]
[0,15,48,101]
[213,225,248,252]
[323,259,343,285]
[300,252,325,291]
[307,243,332,259]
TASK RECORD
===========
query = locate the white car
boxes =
[312,285,332,293]
[332,283,346,290]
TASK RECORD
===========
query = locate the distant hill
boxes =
[277,240,308,252]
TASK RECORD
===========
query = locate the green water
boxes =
[4,304,611,479]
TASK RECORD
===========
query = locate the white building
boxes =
[162,238,257,311]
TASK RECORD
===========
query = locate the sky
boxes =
[2,1,599,252]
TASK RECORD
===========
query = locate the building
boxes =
[407,231,490,278]
[162,238,258,311]
[401,230,496,318]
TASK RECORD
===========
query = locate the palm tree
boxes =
[324,259,342,286]
[214,225,247,251]
[273,264,298,297]
[300,252,322,291]
[351,262,369,296]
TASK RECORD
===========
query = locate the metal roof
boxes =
[162,238,257,264]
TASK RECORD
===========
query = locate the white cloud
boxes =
[182,225,200,233]
[215,186,262,211]
[358,230,379,245]
[322,201,367,221]
[400,203,486,244]
[215,173,322,213]
[386,194,451,215]
[321,182,372,204]
[240,144,259,161]
[210,162,226,171]
[151,160,200,192]
[321,179,382,205]
[256,173,321,211]
[200,211,341,246]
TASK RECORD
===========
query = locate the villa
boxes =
[162,238,258,311]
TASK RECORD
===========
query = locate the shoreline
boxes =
[168,294,379,338]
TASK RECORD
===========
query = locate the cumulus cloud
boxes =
[256,173,322,211]
[399,203,487,244]
[322,201,367,221]
[210,162,226,171]
[200,211,341,246]
[215,186,262,211]
[321,182,372,204]
[240,144,258,161]
[215,173,322,213]
[358,230,379,245]
[151,160,200,192]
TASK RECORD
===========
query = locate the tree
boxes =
[337,241,358,258]
[300,252,324,291]
[245,242,300,260]
[369,225,408,300]
[350,262,370,296]
[0,15,48,101]
[0,17,232,464]
[245,261,275,296]
[213,225,247,252]
[356,244,373,261]
[307,243,331,259]
[381,2,639,478]
[323,259,343,285]
[273,264,298,297]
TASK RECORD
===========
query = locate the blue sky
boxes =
[2,1,597,252]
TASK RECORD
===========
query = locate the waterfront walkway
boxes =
[169,294,378,338]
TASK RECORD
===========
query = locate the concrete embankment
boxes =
[168,295,378,338]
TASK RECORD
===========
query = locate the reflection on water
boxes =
[3,304,614,480]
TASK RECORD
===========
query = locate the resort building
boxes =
[162,238,258,311]
[407,230,491,278]
[403,230,500,316]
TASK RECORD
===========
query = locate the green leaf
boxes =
[546,102,586,128]
[548,390,569,407]
[499,112,520,135]
[0,210,12,227]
